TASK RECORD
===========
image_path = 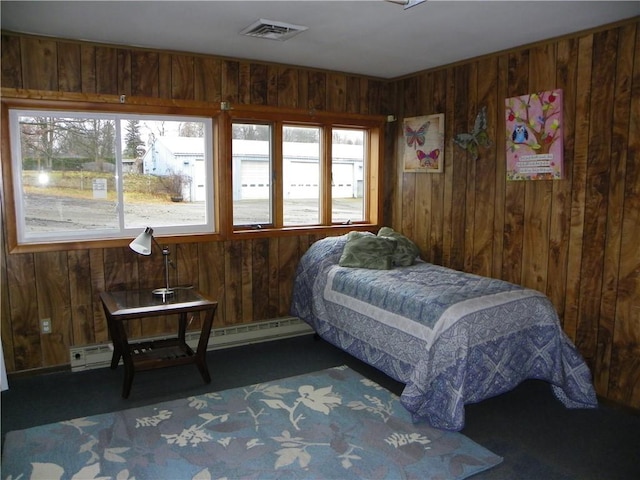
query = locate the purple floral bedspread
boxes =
[290,235,597,431]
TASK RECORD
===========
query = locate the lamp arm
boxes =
[152,235,176,269]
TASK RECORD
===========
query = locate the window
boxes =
[7,108,214,245]
[231,114,380,230]
[283,125,321,226]
[2,95,384,251]
[232,122,272,226]
[332,128,366,224]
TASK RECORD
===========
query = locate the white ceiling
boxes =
[1,1,638,79]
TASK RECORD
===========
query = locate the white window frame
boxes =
[8,108,215,245]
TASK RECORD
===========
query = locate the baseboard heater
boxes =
[70,317,313,372]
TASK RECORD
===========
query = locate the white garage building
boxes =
[142,136,364,203]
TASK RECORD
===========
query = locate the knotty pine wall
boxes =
[389,18,639,409]
[0,32,393,374]
[1,17,639,411]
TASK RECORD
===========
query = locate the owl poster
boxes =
[505,90,563,180]
[402,113,445,173]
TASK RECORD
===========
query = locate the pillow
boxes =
[378,227,420,266]
[338,231,397,270]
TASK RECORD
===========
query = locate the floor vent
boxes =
[70,317,313,372]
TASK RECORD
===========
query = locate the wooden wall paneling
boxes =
[428,70,448,265]
[563,33,594,342]
[266,65,279,106]
[89,249,108,344]
[296,70,309,111]
[68,249,94,346]
[171,54,194,100]
[194,56,222,103]
[501,51,529,285]
[135,248,160,291]
[117,49,132,97]
[6,253,41,370]
[439,71,456,267]
[308,71,327,111]
[224,240,243,325]
[492,54,509,280]
[57,42,81,93]
[1,222,16,372]
[21,37,58,91]
[1,34,22,88]
[547,37,579,323]
[390,84,402,230]
[597,23,637,396]
[369,79,388,116]
[399,154,416,238]
[104,247,142,338]
[279,67,299,109]
[80,45,97,94]
[34,251,71,366]
[328,73,346,112]
[241,238,254,322]
[449,64,471,271]
[577,29,619,365]
[472,56,498,277]
[610,23,640,406]
[463,62,478,274]
[175,243,199,289]
[346,76,361,114]
[222,60,240,104]
[358,78,370,115]
[95,46,119,95]
[197,241,225,327]
[277,236,300,317]
[238,61,251,105]
[399,76,418,238]
[413,72,435,257]
[365,78,378,115]
[298,233,315,254]
[131,51,160,98]
[251,237,271,321]
[520,44,556,293]
[248,63,268,105]
[268,237,281,319]
[382,118,396,227]
[158,52,172,100]
[176,242,202,331]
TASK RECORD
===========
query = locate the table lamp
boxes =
[129,227,174,297]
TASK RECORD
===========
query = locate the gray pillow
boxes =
[378,227,420,266]
[338,231,397,270]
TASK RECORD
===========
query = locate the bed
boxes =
[290,230,598,431]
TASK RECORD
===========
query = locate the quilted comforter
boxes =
[290,235,597,431]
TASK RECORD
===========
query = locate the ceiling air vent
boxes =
[240,19,308,41]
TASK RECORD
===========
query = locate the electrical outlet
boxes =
[41,318,52,334]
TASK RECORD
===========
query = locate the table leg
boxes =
[195,305,216,383]
[103,315,123,370]
[111,318,134,399]
[178,312,187,344]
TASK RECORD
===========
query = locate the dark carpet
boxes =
[2,334,639,479]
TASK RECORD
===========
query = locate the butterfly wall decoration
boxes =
[453,106,492,161]
[405,121,429,150]
[402,113,445,173]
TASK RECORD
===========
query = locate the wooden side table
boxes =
[99,288,218,399]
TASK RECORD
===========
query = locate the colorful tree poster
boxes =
[505,90,563,180]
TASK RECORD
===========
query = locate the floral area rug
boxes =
[2,365,502,479]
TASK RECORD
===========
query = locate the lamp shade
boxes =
[129,227,154,256]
